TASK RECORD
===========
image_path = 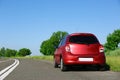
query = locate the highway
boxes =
[0,58,120,80]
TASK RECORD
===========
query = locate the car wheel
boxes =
[54,60,59,68]
[60,58,67,71]
[97,65,106,71]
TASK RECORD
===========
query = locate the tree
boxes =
[0,47,6,57]
[40,40,53,55]
[18,48,31,56]
[104,29,120,51]
[40,31,68,55]
[5,48,17,57]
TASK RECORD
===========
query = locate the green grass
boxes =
[30,56,53,61]
[12,55,54,61]
[105,48,120,56]
[106,56,120,72]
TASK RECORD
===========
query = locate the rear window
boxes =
[69,35,99,44]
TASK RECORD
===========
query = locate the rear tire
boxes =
[54,60,59,68]
[97,65,106,71]
[60,58,67,71]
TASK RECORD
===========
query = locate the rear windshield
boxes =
[69,35,99,44]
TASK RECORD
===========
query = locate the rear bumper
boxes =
[63,53,106,66]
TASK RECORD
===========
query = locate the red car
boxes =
[54,33,106,71]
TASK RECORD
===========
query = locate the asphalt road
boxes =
[0,59,120,80]
[0,59,14,71]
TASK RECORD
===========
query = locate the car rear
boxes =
[63,33,106,66]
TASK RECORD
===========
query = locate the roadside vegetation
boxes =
[0,47,31,57]
[104,29,120,71]
[30,56,53,61]
[12,56,53,61]
[105,48,120,72]
[106,56,120,72]
[40,31,68,55]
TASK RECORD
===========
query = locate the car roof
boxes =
[69,33,95,36]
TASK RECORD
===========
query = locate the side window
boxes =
[58,36,67,47]
[58,39,63,47]
[61,37,67,46]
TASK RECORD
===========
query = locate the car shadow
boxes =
[65,64,110,72]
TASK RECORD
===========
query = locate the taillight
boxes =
[99,46,104,53]
[65,45,71,52]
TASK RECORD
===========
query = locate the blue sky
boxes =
[0,0,120,55]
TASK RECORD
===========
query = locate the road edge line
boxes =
[0,59,19,80]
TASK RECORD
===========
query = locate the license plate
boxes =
[79,58,93,62]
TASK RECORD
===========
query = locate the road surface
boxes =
[0,59,120,80]
[0,59,14,71]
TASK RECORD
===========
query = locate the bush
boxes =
[18,48,31,56]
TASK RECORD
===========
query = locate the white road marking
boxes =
[0,59,19,80]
